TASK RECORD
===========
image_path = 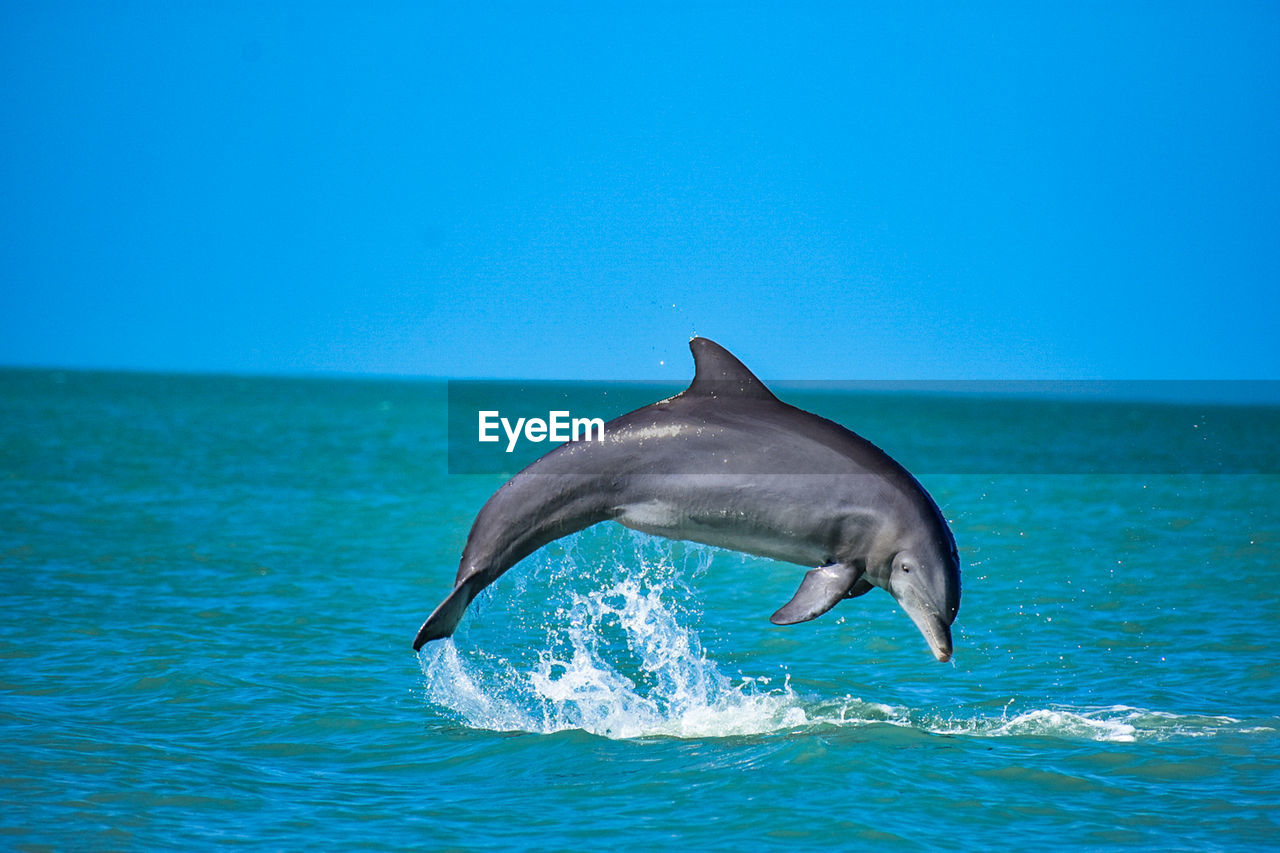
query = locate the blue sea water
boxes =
[2,369,1277,850]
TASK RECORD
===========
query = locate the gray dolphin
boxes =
[414,338,961,661]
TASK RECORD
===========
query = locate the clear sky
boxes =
[2,3,1277,380]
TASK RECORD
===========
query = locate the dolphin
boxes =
[414,338,961,661]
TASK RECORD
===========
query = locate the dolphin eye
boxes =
[901,565,910,573]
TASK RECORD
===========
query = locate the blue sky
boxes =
[2,3,1277,380]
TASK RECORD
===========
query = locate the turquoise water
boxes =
[2,369,1277,850]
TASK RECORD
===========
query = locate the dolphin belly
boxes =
[614,487,841,569]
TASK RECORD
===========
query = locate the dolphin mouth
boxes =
[897,593,953,663]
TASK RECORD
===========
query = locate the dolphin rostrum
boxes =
[414,338,961,661]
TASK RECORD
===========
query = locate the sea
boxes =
[2,368,1277,851]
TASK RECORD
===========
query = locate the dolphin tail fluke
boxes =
[770,563,861,625]
[412,580,476,650]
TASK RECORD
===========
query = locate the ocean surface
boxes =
[2,368,1277,851]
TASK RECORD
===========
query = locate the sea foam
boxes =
[419,535,1262,743]
[421,570,812,738]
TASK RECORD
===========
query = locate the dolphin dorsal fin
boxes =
[684,338,778,401]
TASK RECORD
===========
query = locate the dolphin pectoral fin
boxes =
[413,579,476,650]
[770,563,862,625]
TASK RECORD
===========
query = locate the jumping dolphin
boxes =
[414,338,961,661]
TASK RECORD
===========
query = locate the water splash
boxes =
[418,532,1267,743]
[920,704,1256,743]
[420,537,813,738]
